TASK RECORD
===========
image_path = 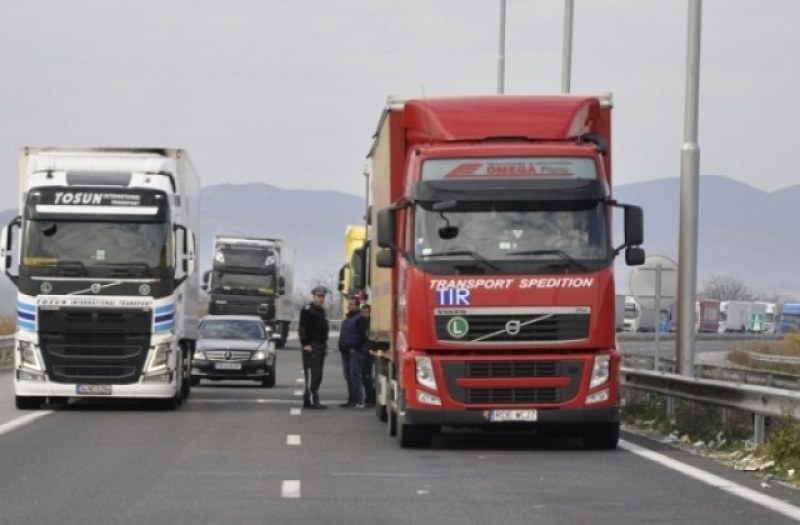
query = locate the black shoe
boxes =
[311,403,328,410]
[339,402,355,408]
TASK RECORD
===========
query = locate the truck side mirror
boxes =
[337,264,347,293]
[624,205,644,246]
[625,246,645,266]
[278,275,286,295]
[377,208,395,249]
[376,248,394,268]
[1,216,20,285]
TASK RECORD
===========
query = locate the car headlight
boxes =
[589,354,610,389]
[251,351,267,361]
[415,356,437,391]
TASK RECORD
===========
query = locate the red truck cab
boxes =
[366,95,644,448]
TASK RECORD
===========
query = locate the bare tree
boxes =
[699,274,752,301]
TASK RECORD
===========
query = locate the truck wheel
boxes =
[15,396,45,410]
[396,413,434,448]
[181,351,192,399]
[375,401,388,422]
[190,376,200,387]
[582,423,620,450]
[387,403,397,437]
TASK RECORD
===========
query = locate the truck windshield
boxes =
[210,272,277,296]
[413,201,607,265]
[22,220,172,271]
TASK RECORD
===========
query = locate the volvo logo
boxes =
[139,284,151,296]
[40,282,53,294]
[505,320,522,336]
[90,283,102,294]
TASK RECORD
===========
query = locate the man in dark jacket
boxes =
[298,286,330,409]
[338,297,367,407]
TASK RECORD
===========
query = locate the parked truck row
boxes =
[619,296,782,334]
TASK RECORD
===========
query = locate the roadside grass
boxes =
[727,334,800,375]
[622,389,799,488]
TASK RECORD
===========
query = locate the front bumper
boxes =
[14,372,179,399]
[403,405,619,426]
[191,359,272,381]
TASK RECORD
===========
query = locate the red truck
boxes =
[365,95,645,448]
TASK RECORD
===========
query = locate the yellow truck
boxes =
[337,225,367,315]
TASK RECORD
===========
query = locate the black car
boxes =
[192,315,280,387]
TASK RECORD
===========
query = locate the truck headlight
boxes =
[214,251,225,263]
[589,354,610,389]
[415,356,437,391]
[18,340,41,369]
[148,343,172,372]
[193,349,206,360]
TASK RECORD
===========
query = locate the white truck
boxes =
[0,147,200,409]
[718,300,751,333]
[202,236,294,347]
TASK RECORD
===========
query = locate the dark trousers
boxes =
[339,349,352,402]
[302,342,326,406]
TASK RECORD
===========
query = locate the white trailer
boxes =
[1,147,200,409]
[718,301,751,333]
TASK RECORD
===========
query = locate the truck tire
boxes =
[396,412,435,448]
[15,395,45,410]
[582,422,620,450]
[387,402,397,437]
[181,346,192,399]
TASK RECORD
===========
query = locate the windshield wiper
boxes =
[94,262,154,277]
[506,249,587,271]
[53,260,87,276]
[421,250,500,271]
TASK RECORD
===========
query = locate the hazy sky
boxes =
[0,1,797,212]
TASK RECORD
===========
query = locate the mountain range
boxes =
[0,175,797,315]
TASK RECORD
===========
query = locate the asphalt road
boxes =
[1,336,799,524]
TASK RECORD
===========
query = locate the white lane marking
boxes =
[190,398,299,405]
[619,440,800,521]
[281,480,301,498]
[287,434,301,446]
[0,411,54,437]
[293,389,303,396]
[295,378,304,383]
[290,408,302,416]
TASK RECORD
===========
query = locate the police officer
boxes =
[298,285,330,409]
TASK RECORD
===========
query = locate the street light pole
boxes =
[561,0,574,93]
[498,0,506,94]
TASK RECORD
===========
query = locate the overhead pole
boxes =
[498,0,506,94]
[676,0,703,377]
[561,0,574,93]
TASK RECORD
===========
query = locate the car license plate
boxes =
[76,384,113,395]
[488,409,537,422]
[215,362,242,370]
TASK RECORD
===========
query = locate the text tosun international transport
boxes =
[1,147,200,409]
[363,95,645,448]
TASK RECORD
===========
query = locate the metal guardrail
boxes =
[0,334,14,368]
[621,367,800,420]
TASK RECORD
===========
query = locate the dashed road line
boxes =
[0,411,54,437]
[287,434,301,446]
[281,480,301,498]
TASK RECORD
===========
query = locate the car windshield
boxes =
[199,320,266,340]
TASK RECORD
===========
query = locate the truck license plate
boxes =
[76,384,113,395]
[215,362,242,370]
[489,409,537,422]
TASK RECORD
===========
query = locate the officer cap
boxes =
[311,285,329,296]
